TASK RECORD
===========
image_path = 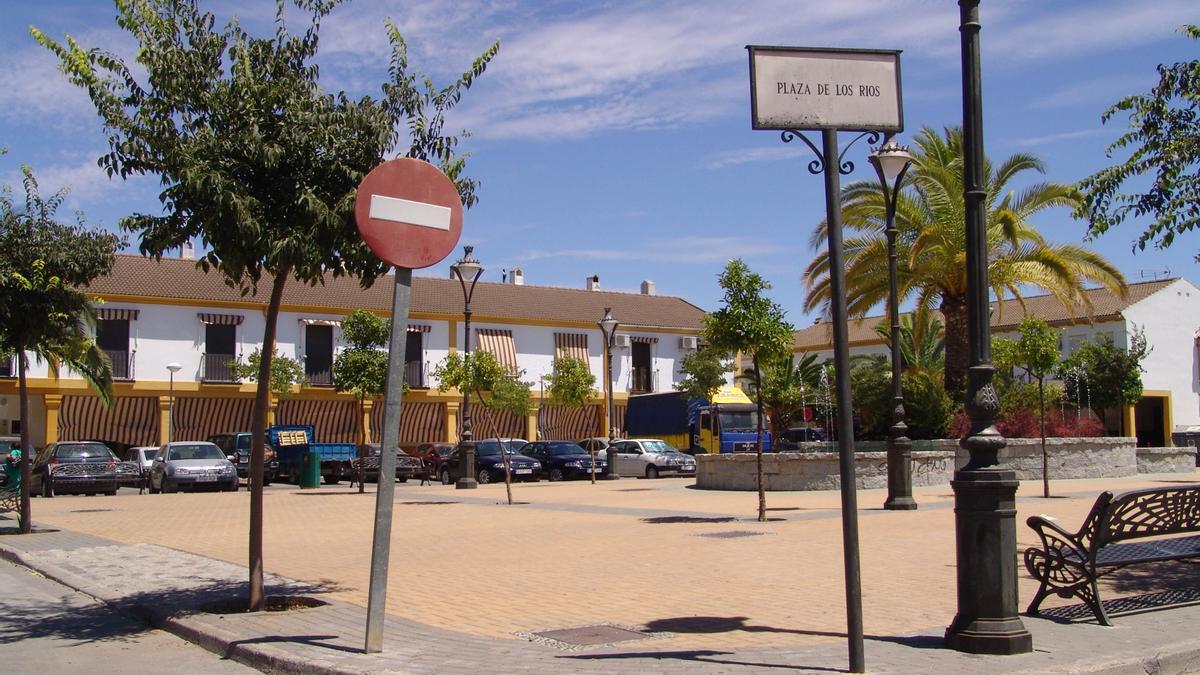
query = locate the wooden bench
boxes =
[1024,484,1200,625]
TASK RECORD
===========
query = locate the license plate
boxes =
[196,475,217,482]
[515,469,532,475]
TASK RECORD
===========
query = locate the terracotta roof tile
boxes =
[792,279,1173,351]
[86,255,705,330]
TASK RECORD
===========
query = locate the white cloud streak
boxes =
[516,235,787,264]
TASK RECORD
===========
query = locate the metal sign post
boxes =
[354,158,464,654]
[747,44,903,675]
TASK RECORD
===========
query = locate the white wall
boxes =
[1123,279,1200,428]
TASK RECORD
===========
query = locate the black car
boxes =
[438,440,542,485]
[32,441,120,497]
[520,441,606,481]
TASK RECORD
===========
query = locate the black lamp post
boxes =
[166,362,181,444]
[451,246,483,490]
[597,307,620,480]
[945,0,1032,654]
[869,140,917,511]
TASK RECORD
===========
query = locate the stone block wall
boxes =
[1137,446,1196,474]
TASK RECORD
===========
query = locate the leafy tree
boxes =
[802,126,1127,394]
[850,358,954,441]
[874,305,945,378]
[703,259,794,522]
[34,0,497,610]
[739,353,823,435]
[1058,328,1151,426]
[1077,25,1200,260]
[675,346,731,402]
[0,166,120,533]
[994,317,1061,497]
[232,348,306,398]
[332,310,389,447]
[541,353,598,481]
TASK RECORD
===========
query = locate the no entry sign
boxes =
[354,158,463,269]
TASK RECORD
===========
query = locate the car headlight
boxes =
[566,461,583,468]
[532,462,541,469]
[173,467,188,475]
[221,465,235,474]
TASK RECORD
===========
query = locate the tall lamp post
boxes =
[451,246,483,490]
[597,308,620,480]
[869,140,917,511]
[166,362,182,444]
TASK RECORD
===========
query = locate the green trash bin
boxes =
[299,450,321,489]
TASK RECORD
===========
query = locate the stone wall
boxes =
[695,437,1177,491]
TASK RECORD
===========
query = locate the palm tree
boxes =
[873,305,945,379]
[802,126,1126,393]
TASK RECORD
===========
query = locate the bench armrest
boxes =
[1026,515,1089,564]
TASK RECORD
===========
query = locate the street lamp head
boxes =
[869,140,914,185]
[166,362,182,373]
[451,245,483,284]
[598,307,618,339]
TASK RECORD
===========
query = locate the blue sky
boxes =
[2,0,1197,325]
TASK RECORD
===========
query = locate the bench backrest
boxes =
[1090,484,1200,550]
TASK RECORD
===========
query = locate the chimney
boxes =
[180,240,195,260]
[586,275,600,291]
[813,317,822,325]
[509,267,524,285]
[640,280,656,295]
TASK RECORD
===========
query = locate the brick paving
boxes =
[3,472,1200,673]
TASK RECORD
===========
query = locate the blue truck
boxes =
[267,425,357,485]
[625,387,772,454]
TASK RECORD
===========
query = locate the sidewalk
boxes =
[3,474,1200,673]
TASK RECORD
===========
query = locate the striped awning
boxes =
[97,308,139,321]
[613,404,627,437]
[476,329,518,372]
[198,313,244,325]
[553,333,589,363]
[371,401,446,446]
[463,405,524,439]
[58,395,158,446]
[407,324,431,333]
[300,318,340,327]
[174,397,254,441]
[630,336,658,344]
[277,399,357,444]
[538,404,599,441]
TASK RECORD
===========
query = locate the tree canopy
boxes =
[542,354,596,407]
[675,346,731,402]
[994,317,1061,497]
[1077,25,1200,260]
[1059,328,1150,421]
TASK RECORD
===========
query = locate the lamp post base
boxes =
[456,478,478,490]
[601,473,620,481]
[883,440,917,510]
[944,468,1032,655]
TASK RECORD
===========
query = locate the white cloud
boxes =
[1009,127,1111,148]
[700,145,813,170]
[516,235,787,264]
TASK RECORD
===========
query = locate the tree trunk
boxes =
[17,350,31,534]
[249,264,291,611]
[1040,379,1049,498]
[754,355,766,523]
[940,293,970,395]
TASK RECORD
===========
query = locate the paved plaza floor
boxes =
[3,471,1200,673]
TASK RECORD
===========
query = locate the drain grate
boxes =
[618,488,656,492]
[70,509,113,514]
[399,501,459,506]
[642,516,736,524]
[526,624,652,649]
[698,530,768,539]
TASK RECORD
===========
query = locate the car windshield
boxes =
[548,444,584,456]
[641,440,679,454]
[166,444,225,461]
[474,441,509,456]
[54,444,115,460]
[719,410,759,432]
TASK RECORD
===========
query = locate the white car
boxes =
[609,438,697,479]
[127,446,159,476]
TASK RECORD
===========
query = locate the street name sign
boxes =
[354,158,464,269]
[748,46,902,132]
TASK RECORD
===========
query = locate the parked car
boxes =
[149,442,238,493]
[355,443,427,482]
[520,441,606,481]
[126,446,158,476]
[776,427,828,450]
[31,441,120,497]
[577,437,613,455]
[438,440,541,485]
[609,438,697,479]
[206,432,278,485]
[412,442,455,477]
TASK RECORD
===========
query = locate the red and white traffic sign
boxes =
[354,158,464,269]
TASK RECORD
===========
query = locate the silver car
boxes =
[609,438,697,479]
[127,446,158,476]
[149,442,238,493]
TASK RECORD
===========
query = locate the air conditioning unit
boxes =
[679,336,698,351]
[613,334,631,349]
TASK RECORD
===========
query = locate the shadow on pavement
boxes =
[225,633,360,656]
[640,616,948,651]
[562,649,845,672]
[0,590,151,646]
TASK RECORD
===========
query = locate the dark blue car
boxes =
[520,441,606,481]
[438,440,542,485]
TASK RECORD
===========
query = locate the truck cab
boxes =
[626,386,772,455]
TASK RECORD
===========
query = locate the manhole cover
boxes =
[642,516,736,524]
[533,625,647,646]
[699,530,768,539]
[619,488,656,492]
[400,501,459,506]
[70,509,113,513]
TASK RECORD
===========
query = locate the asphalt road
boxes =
[0,557,254,674]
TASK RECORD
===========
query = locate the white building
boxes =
[790,278,1200,446]
[1,255,705,450]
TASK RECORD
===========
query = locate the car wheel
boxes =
[397,478,408,483]
[161,477,176,494]
[477,468,492,485]
[105,490,117,496]
[548,468,564,482]
[439,468,451,485]
[148,476,160,494]
[263,476,272,487]
[646,465,659,479]
[325,475,341,485]
[42,476,54,498]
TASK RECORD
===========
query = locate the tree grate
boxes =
[698,530,768,539]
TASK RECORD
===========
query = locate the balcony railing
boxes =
[202,353,238,383]
[631,368,654,394]
[306,368,333,387]
[103,349,134,380]
[405,361,425,389]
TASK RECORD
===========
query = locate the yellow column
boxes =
[43,394,63,444]
[1122,404,1137,440]
[158,395,171,445]
[267,395,277,426]
[526,406,539,442]
[446,401,460,443]
[361,399,374,446]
